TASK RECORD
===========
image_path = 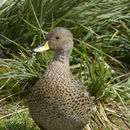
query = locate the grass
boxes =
[0,0,130,129]
[0,103,39,130]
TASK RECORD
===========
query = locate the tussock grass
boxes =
[0,104,38,130]
[0,0,130,129]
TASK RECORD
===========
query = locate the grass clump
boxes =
[0,104,38,130]
[0,0,130,129]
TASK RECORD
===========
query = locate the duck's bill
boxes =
[32,41,50,53]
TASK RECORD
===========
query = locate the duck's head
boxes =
[33,27,73,57]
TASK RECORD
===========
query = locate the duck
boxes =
[28,27,93,130]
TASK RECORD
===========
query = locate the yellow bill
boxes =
[32,41,50,53]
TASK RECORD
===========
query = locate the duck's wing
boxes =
[71,78,90,98]
[71,78,94,115]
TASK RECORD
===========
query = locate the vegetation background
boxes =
[0,0,130,129]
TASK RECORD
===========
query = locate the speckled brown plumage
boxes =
[28,27,93,130]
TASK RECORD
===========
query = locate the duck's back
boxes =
[29,61,93,130]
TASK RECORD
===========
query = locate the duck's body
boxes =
[28,27,93,130]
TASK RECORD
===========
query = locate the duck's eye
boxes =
[56,36,60,40]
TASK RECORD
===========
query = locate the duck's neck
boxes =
[53,50,70,66]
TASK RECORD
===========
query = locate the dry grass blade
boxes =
[0,108,28,120]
